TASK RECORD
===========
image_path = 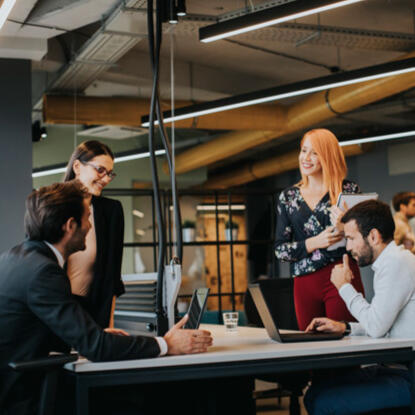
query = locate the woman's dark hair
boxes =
[392,192,415,212]
[341,200,395,243]
[64,140,114,182]
[25,181,88,244]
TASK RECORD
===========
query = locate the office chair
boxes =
[9,353,78,415]
[244,278,307,415]
[361,408,409,414]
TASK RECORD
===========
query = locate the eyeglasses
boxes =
[81,161,117,180]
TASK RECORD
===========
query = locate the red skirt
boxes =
[293,257,365,331]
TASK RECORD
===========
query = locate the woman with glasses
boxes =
[64,140,125,331]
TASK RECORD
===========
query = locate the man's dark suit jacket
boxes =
[0,240,160,415]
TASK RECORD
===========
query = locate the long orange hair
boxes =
[299,129,347,205]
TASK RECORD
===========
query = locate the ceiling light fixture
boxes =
[0,0,17,30]
[141,57,415,126]
[339,130,415,147]
[196,204,246,211]
[133,209,145,218]
[32,149,166,178]
[176,0,187,16]
[199,0,364,43]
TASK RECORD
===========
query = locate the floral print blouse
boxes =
[275,180,360,277]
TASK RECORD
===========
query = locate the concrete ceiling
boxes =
[2,0,415,180]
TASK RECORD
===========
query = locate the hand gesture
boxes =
[330,201,348,232]
[330,254,354,290]
[305,317,346,334]
[306,226,343,252]
[164,315,213,355]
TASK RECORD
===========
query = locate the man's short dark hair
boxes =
[24,181,87,244]
[392,192,415,212]
[341,200,395,243]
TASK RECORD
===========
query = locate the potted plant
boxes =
[182,220,196,242]
[225,220,239,241]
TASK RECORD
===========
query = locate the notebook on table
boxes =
[248,284,344,343]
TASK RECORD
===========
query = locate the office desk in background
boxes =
[65,325,415,415]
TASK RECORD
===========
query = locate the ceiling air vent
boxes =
[77,126,147,140]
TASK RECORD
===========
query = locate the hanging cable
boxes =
[147,0,166,323]
[153,0,182,263]
[147,0,183,333]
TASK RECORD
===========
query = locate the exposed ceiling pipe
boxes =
[202,144,370,189]
[172,50,415,175]
[42,94,287,130]
[43,95,189,126]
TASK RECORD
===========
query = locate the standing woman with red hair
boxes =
[275,129,365,330]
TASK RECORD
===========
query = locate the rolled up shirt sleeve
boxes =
[339,261,414,338]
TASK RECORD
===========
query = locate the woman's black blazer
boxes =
[81,196,125,328]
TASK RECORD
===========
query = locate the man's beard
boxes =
[65,227,88,257]
[353,239,374,267]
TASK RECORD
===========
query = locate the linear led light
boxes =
[339,130,415,147]
[32,166,67,178]
[199,0,364,43]
[141,58,415,127]
[114,149,165,163]
[196,204,246,211]
[32,149,166,178]
[0,0,17,30]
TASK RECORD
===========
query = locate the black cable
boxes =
[147,0,166,320]
[224,38,338,72]
[154,0,183,263]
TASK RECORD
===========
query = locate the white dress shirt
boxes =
[339,241,415,338]
[43,241,168,355]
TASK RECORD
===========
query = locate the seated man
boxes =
[304,199,415,415]
[0,181,212,415]
[392,191,415,252]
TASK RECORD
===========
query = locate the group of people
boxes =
[0,142,213,415]
[0,129,415,415]
[275,128,415,414]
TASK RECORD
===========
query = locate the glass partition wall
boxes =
[104,187,281,321]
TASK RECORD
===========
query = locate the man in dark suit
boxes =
[0,181,212,415]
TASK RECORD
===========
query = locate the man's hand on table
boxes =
[164,315,213,355]
[305,317,346,334]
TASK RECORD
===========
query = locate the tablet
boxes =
[183,287,210,329]
[327,192,379,251]
[336,192,379,209]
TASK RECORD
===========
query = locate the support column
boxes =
[0,59,32,252]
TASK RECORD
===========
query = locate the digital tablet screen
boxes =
[184,288,210,329]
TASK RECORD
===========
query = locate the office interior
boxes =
[2,0,415,414]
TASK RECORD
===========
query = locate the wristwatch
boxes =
[343,321,351,335]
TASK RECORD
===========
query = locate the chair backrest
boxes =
[244,278,298,330]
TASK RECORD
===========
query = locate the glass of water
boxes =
[223,312,239,333]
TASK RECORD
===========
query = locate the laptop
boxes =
[248,284,344,343]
